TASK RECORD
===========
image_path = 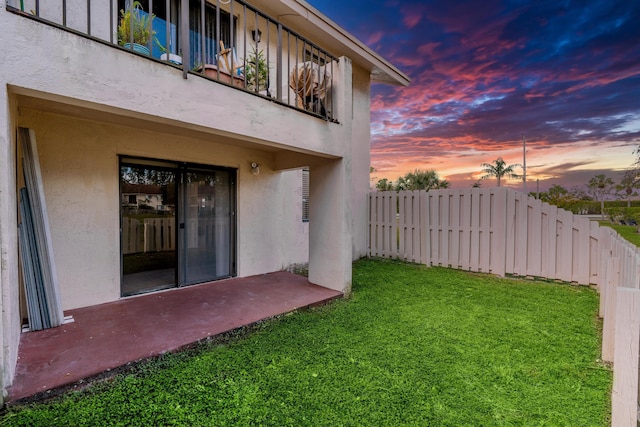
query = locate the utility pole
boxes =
[522,133,527,193]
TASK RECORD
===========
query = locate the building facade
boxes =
[0,0,409,400]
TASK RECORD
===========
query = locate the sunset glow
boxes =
[309,0,640,191]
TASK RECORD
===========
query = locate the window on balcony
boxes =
[189,1,236,70]
[117,1,235,70]
[117,0,180,59]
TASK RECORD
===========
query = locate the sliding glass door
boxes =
[120,158,236,297]
[182,169,235,284]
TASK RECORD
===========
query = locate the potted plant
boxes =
[117,1,156,55]
[245,47,269,94]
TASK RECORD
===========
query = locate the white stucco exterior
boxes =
[0,0,408,401]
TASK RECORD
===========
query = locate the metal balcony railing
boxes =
[6,0,337,121]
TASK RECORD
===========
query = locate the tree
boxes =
[538,184,570,206]
[395,169,449,191]
[480,157,522,187]
[370,167,378,188]
[616,169,639,208]
[375,178,394,191]
[587,174,615,219]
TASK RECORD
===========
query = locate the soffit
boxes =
[13,90,338,162]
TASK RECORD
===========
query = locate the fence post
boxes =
[611,287,640,427]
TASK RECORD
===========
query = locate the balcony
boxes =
[6,0,337,121]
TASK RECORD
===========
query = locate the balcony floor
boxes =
[7,272,342,403]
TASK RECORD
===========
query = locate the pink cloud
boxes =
[366,31,384,46]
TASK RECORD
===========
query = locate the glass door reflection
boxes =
[181,169,234,285]
[120,163,177,296]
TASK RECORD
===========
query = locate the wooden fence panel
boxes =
[611,287,640,427]
[469,189,481,272]
[370,192,397,258]
[377,192,390,258]
[514,192,528,276]
[526,198,543,277]
[371,192,382,258]
[489,188,507,276]
[411,191,422,262]
[540,203,555,279]
[398,192,408,260]
[459,190,472,270]
[589,221,601,286]
[428,192,441,265]
[602,257,620,363]
[447,190,462,268]
[440,192,451,267]
[504,189,516,275]
[557,209,574,282]
[478,190,491,273]
[368,188,605,286]
[397,191,422,263]
[419,191,429,264]
[573,216,591,284]
[387,192,397,258]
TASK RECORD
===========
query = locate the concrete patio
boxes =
[6,272,342,403]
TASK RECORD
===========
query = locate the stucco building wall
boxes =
[0,0,408,400]
[16,109,309,310]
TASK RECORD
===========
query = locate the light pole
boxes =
[522,133,527,193]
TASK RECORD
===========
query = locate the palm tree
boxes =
[480,157,522,187]
[395,169,449,191]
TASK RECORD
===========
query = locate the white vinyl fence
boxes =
[122,217,175,254]
[369,188,640,426]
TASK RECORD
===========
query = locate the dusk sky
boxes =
[308,0,640,191]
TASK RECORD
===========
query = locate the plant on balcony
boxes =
[117,1,157,55]
[245,48,269,94]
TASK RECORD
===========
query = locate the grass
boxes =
[1,259,611,426]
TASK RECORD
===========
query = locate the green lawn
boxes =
[1,259,611,426]
[599,220,640,247]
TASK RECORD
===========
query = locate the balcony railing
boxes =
[6,0,337,121]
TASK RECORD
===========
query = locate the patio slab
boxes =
[6,272,342,403]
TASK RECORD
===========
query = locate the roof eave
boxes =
[273,0,411,87]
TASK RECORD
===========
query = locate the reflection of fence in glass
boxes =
[122,217,175,254]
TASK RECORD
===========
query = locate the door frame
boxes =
[119,156,237,296]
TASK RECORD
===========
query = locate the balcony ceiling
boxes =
[13,90,338,166]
